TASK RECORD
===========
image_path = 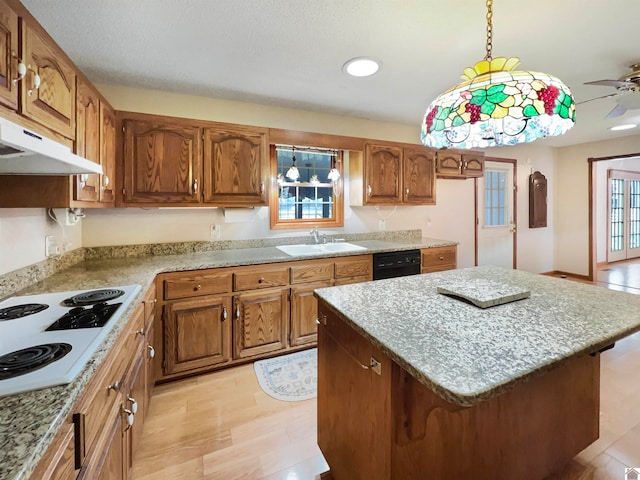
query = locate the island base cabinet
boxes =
[316,303,600,480]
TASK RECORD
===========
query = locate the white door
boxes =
[477,161,515,268]
[607,170,640,262]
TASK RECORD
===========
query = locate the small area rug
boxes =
[253,348,317,401]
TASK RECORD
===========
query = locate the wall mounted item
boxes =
[529,171,547,228]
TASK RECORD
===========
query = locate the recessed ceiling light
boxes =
[610,124,637,131]
[343,57,381,77]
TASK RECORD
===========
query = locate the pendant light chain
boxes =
[484,0,493,61]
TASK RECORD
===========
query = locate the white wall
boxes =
[555,135,640,276]
[0,209,82,275]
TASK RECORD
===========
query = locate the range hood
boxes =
[0,116,102,175]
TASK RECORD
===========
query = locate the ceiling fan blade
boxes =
[605,103,627,119]
[577,93,619,105]
[584,80,630,88]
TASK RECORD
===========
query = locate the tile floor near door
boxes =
[132,265,640,480]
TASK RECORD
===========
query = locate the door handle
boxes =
[509,222,516,233]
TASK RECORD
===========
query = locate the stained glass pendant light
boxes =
[421,0,575,149]
[286,146,300,180]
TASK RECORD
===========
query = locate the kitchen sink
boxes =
[276,242,367,257]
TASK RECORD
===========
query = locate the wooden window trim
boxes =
[269,145,344,230]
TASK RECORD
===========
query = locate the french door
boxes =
[607,169,640,262]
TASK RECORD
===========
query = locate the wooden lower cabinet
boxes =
[163,295,231,374]
[29,421,77,480]
[290,280,332,346]
[123,351,145,477]
[420,245,457,274]
[233,287,288,359]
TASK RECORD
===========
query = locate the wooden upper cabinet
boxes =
[99,102,116,204]
[461,153,484,177]
[403,147,435,204]
[21,23,76,138]
[364,143,402,204]
[74,79,100,202]
[202,125,268,205]
[122,119,202,204]
[436,151,485,178]
[0,2,18,110]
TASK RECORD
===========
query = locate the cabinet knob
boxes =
[367,185,372,197]
[194,284,201,291]
[136,327,145,337]
[147,344,155,358]
[27,69,41,96]
[260,183,265,195]
[222,307,228,320]
[193,179,198,194]
[127,396,138,414]
[103,175,110,189]
[107,380,121,392]
[236,305,240,318]
[439,256,444,261]
[405,187,409,195]
[258,277,265,283]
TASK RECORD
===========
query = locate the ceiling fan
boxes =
[580,63,640,118]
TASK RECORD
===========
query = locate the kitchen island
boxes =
[314,265,640,480]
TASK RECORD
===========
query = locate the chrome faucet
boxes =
[310,226,320,244]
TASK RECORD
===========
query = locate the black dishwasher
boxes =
[373,249,421,280]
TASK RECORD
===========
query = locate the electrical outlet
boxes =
[210,224,221,239]
[45,235,61,257]
[378,219,386,231]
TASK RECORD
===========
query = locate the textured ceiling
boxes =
[21,0,640,148]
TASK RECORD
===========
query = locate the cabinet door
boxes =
[403,147,436,204]
[144,320,155,418]
[22,24,76,138]
[317,307,392,480]
[122,119,202,204]
[124,353,145,478]
[290,280,331,347]
[99,102,116,204]
[164,295,231,374]
[202,126,268,205]
[0,2,18,110]
[435,152,462,176]
[461,153,484,177]
[74,80,100,202]
[233,287,288,359]
[364,143,402,204]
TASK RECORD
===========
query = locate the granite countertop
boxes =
[0,236,454,480]
[314,265,640,407]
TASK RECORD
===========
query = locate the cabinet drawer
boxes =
[334,274,371,286]
[142,283,157,327]
[334,256,372,279]
[31,421,77,480]
[234,266,289,291]
[164,272,232,300]
[421,246,457,269]
[290,262,333,284]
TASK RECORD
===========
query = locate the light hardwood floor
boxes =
[133,265,640,480]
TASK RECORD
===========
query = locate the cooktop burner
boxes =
[61,288,125,307]
[0,303,49,321]
[0,343,72,380]
[46,302,122,331]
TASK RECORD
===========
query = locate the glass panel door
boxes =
[607,171,640,262]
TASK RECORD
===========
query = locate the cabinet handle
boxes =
[258,277,265,284]
[236,305,240,318]
[122,407,134,430]
[144,298,157,305]
[147,344,155,358]
[367,185,372,197]
[12,58,26,85]
[136,327,145,337]
[102,175,110,190]
[194,284,201,291]
[260,183,265,195]
[27,69,41,96]
[127,397,138,414]
[462,160,468,170]
[107,380,121,392]
[405,187,409,195]
[192,179,198,194]
[222,307,228,320]
[315,314,326,326]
